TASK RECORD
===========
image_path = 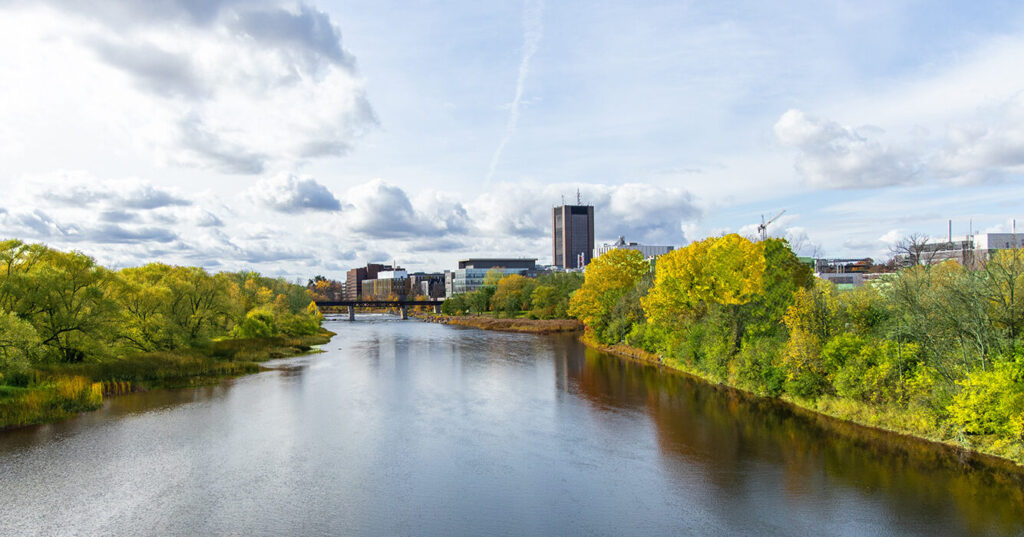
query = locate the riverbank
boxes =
[579,333,1024,469]
[0,328,335,430]
[418,313,583,334]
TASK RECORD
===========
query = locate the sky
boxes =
[2,0,1024,280]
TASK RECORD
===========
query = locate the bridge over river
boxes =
[315,299,444,320]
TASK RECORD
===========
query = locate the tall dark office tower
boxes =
[552,203,594,268]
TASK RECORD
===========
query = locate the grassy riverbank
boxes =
[419,313,583,334]
[579,332,1024,468]
[0,328,334,429]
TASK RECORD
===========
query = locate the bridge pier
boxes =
[400,305,408,320]
[433,303,442,314]
[347,305,355,321]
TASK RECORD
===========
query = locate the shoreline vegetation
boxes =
[439,236,1024,469]
[0,239,329,430]
[0,329,334,430]
[426,309,1024,476]
[419,313,582,333]
[579,333,1024,476]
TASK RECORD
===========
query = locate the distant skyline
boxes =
[2,0,1024,279]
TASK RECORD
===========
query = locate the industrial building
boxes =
[915,232,1024,268]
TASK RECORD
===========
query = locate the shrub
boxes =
[948,361,1024,438]
[232,307,278,339]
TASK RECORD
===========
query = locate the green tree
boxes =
[743,238,813,338]
[491,274,537,317]
[466,286,496,314]
[984,248,1024,345]
[642,234,765,326]
[529,272,583,319]
[112,264,175,351]
[948,355,1024,438]
[0,311,40,380]
[441,294,469,315]
[17,249,116,362]
[569,249,649,342]
[892,262,995,379]
[780,279,842,398]
[163,267,231,346]
[0,239,47,313]
[604,271,654,345]
[528,285,558,318]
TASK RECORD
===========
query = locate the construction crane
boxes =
[757,209,786,241]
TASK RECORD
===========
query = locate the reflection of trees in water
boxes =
[567,347,1024,536]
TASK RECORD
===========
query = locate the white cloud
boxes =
[249,174,342,212]
[341,179,468,238]
[932,94,1024,183]
[774,109,920,189]
[878,229,903,245]
[469,182,700,246]
[20,172,191,210]
[0,1,376,175]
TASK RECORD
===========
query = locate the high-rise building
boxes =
[552,203,594,269]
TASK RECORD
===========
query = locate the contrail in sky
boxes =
[485,0,544,184]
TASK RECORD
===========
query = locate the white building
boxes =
[593,236,673,261]
[376,269,408,280]
[917,232,1024,267]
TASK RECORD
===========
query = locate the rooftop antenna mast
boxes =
[576,188,582,205]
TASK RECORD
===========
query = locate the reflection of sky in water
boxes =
[570,350,1024,536]
[0,319,1021,536]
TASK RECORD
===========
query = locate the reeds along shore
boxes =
[0,329,333,430]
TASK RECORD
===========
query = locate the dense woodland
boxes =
[560,236,1024,463]
[0,239,325,426]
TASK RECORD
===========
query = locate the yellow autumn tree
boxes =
[568,249,649,332]
[490,274,537,317]
[642,234,765,326]
[780,278,842,397]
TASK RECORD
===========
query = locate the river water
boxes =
[1,316,1022,536]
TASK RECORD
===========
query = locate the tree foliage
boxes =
[440,271,583,320]
[0,240,322,380]
[490,274,537,317]
[642,234,765,326]
[568,249,649,342]
[566,234,1024,461]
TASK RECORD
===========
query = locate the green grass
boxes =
[0,377,102,429]
[0,385,30,400]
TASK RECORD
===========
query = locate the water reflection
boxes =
[1,320,1022,537]
[567,346,1024,536]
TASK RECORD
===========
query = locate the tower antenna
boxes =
[576,188,581,205]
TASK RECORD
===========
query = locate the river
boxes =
[1,316,1022,536]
